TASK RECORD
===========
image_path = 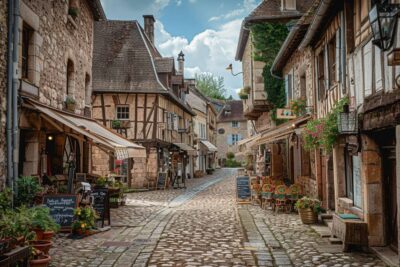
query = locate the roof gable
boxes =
[217,100,246,122]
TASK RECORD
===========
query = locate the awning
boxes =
[173,143,196,155]
[28,101,146,159]
[238,134,260,152]
[199,140,218,152]
[253,115,311,147]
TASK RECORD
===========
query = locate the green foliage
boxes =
[225,159,242,168]
[195,73,227,100]
[303,97,349,152]
[72,207,98,233]
[250,23,289,123]
[0,188,12,212]
[0,207,36,241]
[226,152,235,159]
[15,176,43,207]
[111,120,121,129]
[95,176,108,187]
[295,197,323,213]
[65,95,76,105]
[238,89,249,99]
[290,98,307,116]
[30,206,60,232]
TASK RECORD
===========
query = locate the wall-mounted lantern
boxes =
[337,104,358,134]
[369,1,400,51]
[225,63,243,76]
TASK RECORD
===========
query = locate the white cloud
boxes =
[208,0,258,22]
[155,19,244,98]
[176,0,182,6]
[188,0,197,3]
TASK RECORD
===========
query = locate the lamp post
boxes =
[225,63,243,76]
[368,1,400,51]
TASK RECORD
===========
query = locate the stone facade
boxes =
[0,0,7,189]
[216,120,247,164]
[19,0,95,113]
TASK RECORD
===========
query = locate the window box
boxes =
[112,120,130,129]
[65,96,76,112]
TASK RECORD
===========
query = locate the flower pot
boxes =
[33,229,44,240]
[0,239,11,254]
[30,240,53,255]
[41,231,54,241]
[66,102,76,112]
[29,254,51,267]
[16,236,25,246]
[298,208,318,224]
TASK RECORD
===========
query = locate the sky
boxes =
[100,0,262,99]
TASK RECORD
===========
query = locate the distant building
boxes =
[216,100,247,166]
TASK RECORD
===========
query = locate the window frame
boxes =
[231,121,239,128]
[317,51,325,100]
[115,105,130,120]
[327,36,337,87]
[22,23,33,80]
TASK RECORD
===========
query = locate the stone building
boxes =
[15,0,144,187]
[92,17,195,189]
[185,82,218,176]
[216,100,247,166]
[0,0,8,189]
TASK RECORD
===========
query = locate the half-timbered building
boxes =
[92,16,196,189]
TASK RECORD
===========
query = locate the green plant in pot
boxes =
[111,120,122,129]
[295,197,323,224]
[29,246,51,267]
[65,96,76,112]
[95,176,108,188]
[0,187,12,213]
[72,207,98,236]
[29,206,60,241]
[15,176,43,207]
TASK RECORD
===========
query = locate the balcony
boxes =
[243,89,271,120]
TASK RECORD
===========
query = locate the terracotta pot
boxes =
[30,240,53,255]
[41,231,54,241]
[0,238,11,254]
[16,236,25,246]
[29,255,51,267]
[298,208,318,224]
[33,229,44,240]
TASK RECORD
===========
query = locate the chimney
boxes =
[143,15,155,44]
[178,51,185,75]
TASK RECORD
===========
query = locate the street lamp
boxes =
[337,104,358,134]
[368,1,400,51]
[226,63,243,76]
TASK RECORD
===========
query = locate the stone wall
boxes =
[216,120,248,163]
[19,0,95,113]
[0,0,7,189]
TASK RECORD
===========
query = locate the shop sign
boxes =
[236,176,251,203]
[276,109,296,119]
[43,194,77,229]
[91,188,110,227]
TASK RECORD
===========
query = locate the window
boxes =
[231,121,239,128]
[281,0,296,10]
[327,36,336,87]
[344,147,362,208]
[66,59,75,96]
[22,24,33,80]
[218,128,225,134]
[116,105,129,120]
[285,73,293,105]
[317,51,325,100]
[231,134,240,145]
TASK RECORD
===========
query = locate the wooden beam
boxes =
[152,95,159,139]
[134,94,138,140]
[100,94,107,126]
[143,94,148,138]
[40,114,63,132]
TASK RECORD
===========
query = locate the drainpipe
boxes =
[6,0,14,189]
[340,11,347,95]
[12,0,20,188]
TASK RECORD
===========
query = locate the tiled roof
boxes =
[155,57,174,73]
[217,100,246,122]
[93,20,167,94]
[171,75,183,85]
[87,0,106,20]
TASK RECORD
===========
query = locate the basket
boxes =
[298,208,318,224]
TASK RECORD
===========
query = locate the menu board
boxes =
[236,176,251,203]
[43,195,77,229]
[157,172,168,190]
[91,188,110,227]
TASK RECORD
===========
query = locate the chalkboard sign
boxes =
[91,188,110,227]
[236,176,251,203]
[43,195,77,229]
[157,172,168,190]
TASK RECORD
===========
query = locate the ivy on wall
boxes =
[250,22,289,123]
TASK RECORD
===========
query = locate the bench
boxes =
[332,213,368,252]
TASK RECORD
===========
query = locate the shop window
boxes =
[116,105,129,120]
[327,36,336,87]
[344,147,362,208]
[317,51,325,100]
[21,23,33,80]
[231,121,239,128]
[66,59,75,96]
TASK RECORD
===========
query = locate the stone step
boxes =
[320,213,333,220]
[329,237,343,245]
[310,225,332,238]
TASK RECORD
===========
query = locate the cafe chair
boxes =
[251,183,262,206]
[261,183,275,210]
[274,185,290,213]
[288,184,302,212]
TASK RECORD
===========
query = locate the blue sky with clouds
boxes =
[100,0,262,98]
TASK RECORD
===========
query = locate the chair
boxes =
[261,184,275,210]
[251,183,262,205]
[274,185,290,213]
[288,184,302,211]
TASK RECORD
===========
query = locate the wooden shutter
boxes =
[227,135,232,145]
[336,28,341,83]
[354,51,364,105]
[284,75,289,105]
[363,41,373,96]
[374,46,383,91]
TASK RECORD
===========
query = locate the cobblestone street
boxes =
[50,169,386,267]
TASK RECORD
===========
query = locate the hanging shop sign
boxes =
[276,108,296,119]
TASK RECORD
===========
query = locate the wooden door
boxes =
[384,155,398,251]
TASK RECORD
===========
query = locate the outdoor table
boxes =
[3,246,30,267]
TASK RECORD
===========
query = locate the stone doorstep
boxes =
[370,246,399,267]
[310,225,332,238]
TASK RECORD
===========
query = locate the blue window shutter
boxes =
[227,135,232,145]
[284,75,289,106]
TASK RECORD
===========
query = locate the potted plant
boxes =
[65,96,76,112]
[72,207,98,236]
[29,247,51,267]
[14,176,43,207]
[111,120,122,129]
[295,197,323,224]
[0,187,12,212]
[95,176,108,188]
[29,206,60,241]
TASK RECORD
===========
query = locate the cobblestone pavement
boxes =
[49,169,386,267]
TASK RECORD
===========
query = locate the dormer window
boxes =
[281,0,296,11]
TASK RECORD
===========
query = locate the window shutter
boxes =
[374,46,383,91]
[363,42,372,96]
[284,75,289,105]
[336,28,341,83]
[227,135,232,145]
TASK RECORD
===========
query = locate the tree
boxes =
[195,73,227,100]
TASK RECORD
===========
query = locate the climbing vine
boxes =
[250,23,289,124]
